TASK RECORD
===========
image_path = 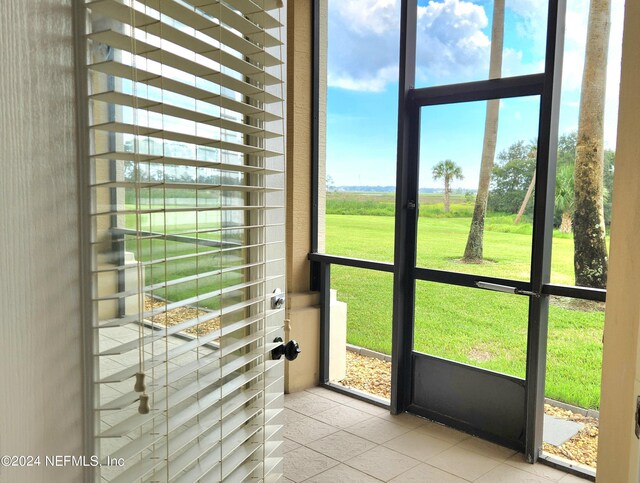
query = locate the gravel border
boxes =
[346,344,391,362]
[346,343,600,417]
[341,344,599,469]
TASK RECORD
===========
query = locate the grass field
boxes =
[123,192,605,409]
[326,193,605,409]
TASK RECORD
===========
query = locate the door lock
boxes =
[272,337,301,361]
[271,288,285,309]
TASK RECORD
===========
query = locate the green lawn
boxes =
[326,211,604,409]
[123,195,605,409]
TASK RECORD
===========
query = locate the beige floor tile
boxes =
[345,445,421,481]
[284,408,307,426]
[305,464,382,482]
[390,463,470,482]
[283,446,339,482]
[475,463,556,482]
[341,397,390,416]
[427,445,501,481]
[310,404,373,429]
[345,415,413,444]
[307,430,377,462]
[416,421,470,444]
[282,437,301,454]
[282,414,339,445]
[558,473,592,482]
[305,386,357,404]
[383,428,454,463]
[284,391,309,401]
[284,392,340,416]
[505,453,571,481]
[455,436,517,461]
[376,411,429,429]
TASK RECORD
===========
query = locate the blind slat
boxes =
[93,242,285,274]
[108,387,261,462]
[101,365,265,440]
[184,0,282,30]
[90,29,282,102]
[91,149,283,173]
[93,180,277,193]
[98,278,277,328]
[152,0,282,47]
[90,60,281,121]
[92,91,281,138]
[91,121,282,157]
[100,352,220,410]
[87,0,282,68]
[92,205,283,219]
[94,261,262,302]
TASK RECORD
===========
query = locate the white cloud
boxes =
[327,0,491,92]
[327,0,625,147]
[502,47,544,78]
[506,0,548,46]
[415,0,490,83]
[327,0,400,92]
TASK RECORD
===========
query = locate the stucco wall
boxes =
[0,1,84,481]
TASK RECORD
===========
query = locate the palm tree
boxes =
[574,0,610,288]
[432,160,464,213]
[555,164,574,233]
[463,0,505,262]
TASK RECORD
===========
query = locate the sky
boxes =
[325,0,626,190]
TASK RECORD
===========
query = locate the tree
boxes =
[573,0,611,288]
[487,141,537,214]
[514,172,535,225]
[326,175,335,192]
[555,131,615,226]
[463,0,505,261]
[555,164,574,233]
[432,160,464,213]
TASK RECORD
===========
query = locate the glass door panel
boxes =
[417,97,541,281]
[414,281,529,378]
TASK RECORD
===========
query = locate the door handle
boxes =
[476,281,540,298]
[271,337,301,361]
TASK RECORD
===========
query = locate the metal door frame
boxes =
[391,0,566,460]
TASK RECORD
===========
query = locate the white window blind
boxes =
[84,0,285,481]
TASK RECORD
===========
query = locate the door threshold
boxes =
[320,382,390,410]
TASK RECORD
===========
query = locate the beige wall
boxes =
[286,0,314,294]
[285,0,322,392]
[596,1,640,480]
[0,1,84,482]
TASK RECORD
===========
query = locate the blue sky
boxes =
[326,0,625,189]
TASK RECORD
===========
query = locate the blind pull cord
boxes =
[128,0,150,416]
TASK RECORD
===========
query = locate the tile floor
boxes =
[283,387,589,483]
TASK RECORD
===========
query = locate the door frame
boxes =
[390,0,566,460]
